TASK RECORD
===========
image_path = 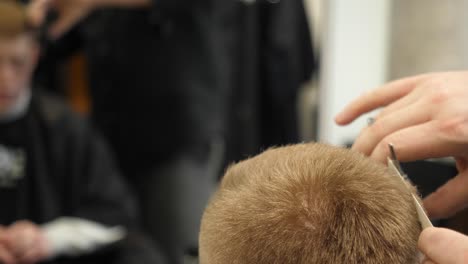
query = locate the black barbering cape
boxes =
[218,0,317,163]
[0,92,163,264]
[36,0,315,169]
[37,1,226,170]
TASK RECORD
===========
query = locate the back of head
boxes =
[199,143,422,264]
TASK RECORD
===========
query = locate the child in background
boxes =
[0,1,164,263]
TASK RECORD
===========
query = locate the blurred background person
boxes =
[0,1,164,263]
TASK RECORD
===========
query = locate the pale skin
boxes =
[0,34,38,113]
[335,71,468,264]
[0,221,50,264]
[419,227,468,264]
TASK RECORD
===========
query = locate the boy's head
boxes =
[0,0,39,114]
[199,143,422,264]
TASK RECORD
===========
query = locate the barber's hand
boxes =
[48,0,97,39]
[419,227,468,264]
[25,0,51,28]
[335,71,468,219]
[0,221,50,264]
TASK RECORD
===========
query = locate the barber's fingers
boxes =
[368,121,466,163]
[335,74,430,125]
[26,0,52,27]
[49,8,87,39]
[352,100,431,155]
[419,227,468,264]
[375,85,423,120]
[48,0,94,40]
[423,166,468,220]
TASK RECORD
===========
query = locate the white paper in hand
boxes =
[42,217,126,258]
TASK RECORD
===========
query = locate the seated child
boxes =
[0,1,164,263]
[199,143,422,264]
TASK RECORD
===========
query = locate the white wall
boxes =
[318,0,391,146]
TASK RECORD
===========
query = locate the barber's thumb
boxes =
[418,227,468,264]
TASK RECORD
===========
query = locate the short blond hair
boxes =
[200,143,422,264]
[0,1,33,37]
